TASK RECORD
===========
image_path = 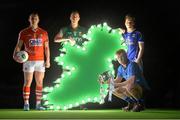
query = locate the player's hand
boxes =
[98,79,105,84]
[119,28,125,34]
[69,37,76,46]
[135,58,140,64]
[13,54,18,62]
[54,39,61,43]
[126,83,134,91]
[107,79,111,84]
[45,60,50,68]
[13,52,23,63]
[114,82,120,88]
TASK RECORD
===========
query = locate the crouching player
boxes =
[112,49,149,112]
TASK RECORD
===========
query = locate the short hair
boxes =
[71,10,80,15]
[116,49,128,63]
[125,14,135,22]
[116,49,126,56]
[29,12,39,19]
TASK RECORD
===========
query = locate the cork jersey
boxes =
[18,27,49,61]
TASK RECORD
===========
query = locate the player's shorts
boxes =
[133,59,143,72]
[23,61,45,72]
[138,60,143,72]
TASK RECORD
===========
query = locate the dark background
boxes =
[0,0,179,109]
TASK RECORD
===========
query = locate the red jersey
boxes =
[18,27,49,61]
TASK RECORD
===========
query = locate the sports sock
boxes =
[123,96,137,104]
[23,86,30,105]
[36,86,43,106]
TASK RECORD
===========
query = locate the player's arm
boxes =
[113,76,123,88]
[54,29,64,43]
[13,39,23,61]
[54,31,75,46]
[135,42,144,63]
[54,30,70,43]
[114,75,135,90]
[44,40,50,68]
[122,63,136,90]
[118,28,126,45]
[54,33,68,43]
[122,76,135,86]
[118,28,125,34]
[125,75,136,91]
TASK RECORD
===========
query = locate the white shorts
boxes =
[23,61,45,72]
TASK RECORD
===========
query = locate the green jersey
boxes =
[59,25,87,46]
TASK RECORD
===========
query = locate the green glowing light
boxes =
[43,23,127,110]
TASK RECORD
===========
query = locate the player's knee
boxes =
[24,81,31,87]
[36,81,43,86]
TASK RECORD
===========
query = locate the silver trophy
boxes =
[99,70,114,102]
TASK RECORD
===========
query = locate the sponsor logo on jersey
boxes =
[127,40,134,45]
[126,34,136,45]
[29,39,42,46]
[132,34,136,38]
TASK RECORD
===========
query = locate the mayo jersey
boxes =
[59,25,87,46]
[18,27,49,61]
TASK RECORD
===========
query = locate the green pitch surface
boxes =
[0,109,180,119]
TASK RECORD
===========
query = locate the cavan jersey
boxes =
[117,61,149,89]
[122,30,143,61]
[59,25,87,46]
[18,27,49,61]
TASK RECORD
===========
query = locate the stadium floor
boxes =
[0,109,180,119]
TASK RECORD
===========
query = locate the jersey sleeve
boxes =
[18,31,25,42]
[59,29,64,37]
[58,27,67,38]
[82,27,88,34]
[117,66,123,78]
[122,33,126,39]
[128,62,137,77]
[137,32,143,42]
[43,31,48,42]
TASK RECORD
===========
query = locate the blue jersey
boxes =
[117,61,149,89]
[122,30,143,61]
